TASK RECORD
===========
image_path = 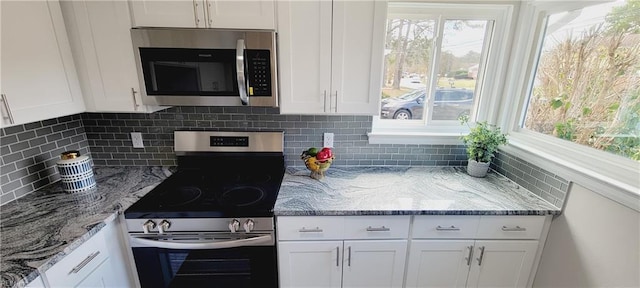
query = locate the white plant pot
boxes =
[467,160,490,178]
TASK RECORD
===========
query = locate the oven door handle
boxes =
[130,234,272,250]
[236,39,249,105]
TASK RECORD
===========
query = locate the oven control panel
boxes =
[209,136,249,147]
[127,217,273,234]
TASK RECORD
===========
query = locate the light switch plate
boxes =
[131,132,144,148]
[323,133,334,148]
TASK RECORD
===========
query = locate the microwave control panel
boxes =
[245,49,272,96]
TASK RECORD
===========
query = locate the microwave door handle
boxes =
[130,234,272,249]
[236,39,249,105]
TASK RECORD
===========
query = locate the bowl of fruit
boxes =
[300,147,334,180]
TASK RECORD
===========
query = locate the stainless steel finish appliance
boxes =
[124,131,284,288]
[131,28,278,107]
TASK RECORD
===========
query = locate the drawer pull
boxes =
[299,227,323,233]
[366,226,390,232]
[501,225,526,232]
[68,251,100,275]
[436,225,460,231]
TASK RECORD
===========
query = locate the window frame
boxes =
[369,2,517,145]
[498,1,640,211]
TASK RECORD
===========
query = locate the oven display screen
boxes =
[210,136,249,147]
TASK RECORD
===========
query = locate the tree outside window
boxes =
[523,0,640,161]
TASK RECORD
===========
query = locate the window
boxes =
[521,1,640,162]
[369,3,515,144]
[501,0,639,209]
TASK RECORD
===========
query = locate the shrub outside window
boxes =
[522,1,640,161]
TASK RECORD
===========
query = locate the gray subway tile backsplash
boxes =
[0,114,90,205]
[2,107,567,208]
[491,151,568,209]
[81,106,468,168]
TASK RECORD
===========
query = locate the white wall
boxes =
[533,183,640,287]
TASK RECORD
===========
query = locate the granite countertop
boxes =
[274,166,561,216]
[0,166,171,288]
[2,165,559,288]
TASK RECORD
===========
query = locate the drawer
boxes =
[277,216,344,240]
[476,216,546,239]
[45,228,110,286]
[412,215,480,239]
[344,216,410,239]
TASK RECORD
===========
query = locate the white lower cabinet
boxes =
[405,240,474,288]
[278,241,343,288]
[405,240,538,288]
[342,240,407,288]
[278,240,407,288]
[277,216,410,288]
[466,240,538,288]
[277,215,550,288]
[43,218,132,288]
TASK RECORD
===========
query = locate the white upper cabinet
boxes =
[277,0,386,115]
[0,0,85,127]
[61,0,164,113]
[130,0,275,29]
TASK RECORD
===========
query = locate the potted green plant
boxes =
[459,115,508,177]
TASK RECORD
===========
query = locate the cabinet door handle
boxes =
[476,246,485,266]
[501,225,526,232]
[366,226,390,232]
[436,225,460,231]
[347,246,352,266]
[206,0,213,26]
[131,88,140,109]
[333,91,338,112]
[323,90,327,112]
[68,251,100,275]
[1,94,15,124]
[466,245,474,266]
[193,0,201,27]
[299,227,323,233]
[336,246,340,267]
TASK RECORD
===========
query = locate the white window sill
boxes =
[503,131,640,212]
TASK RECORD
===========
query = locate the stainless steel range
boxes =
[124,131,284,288]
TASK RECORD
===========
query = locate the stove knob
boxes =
[229,219,240,233]
[142,220,156,234]
[243,219,255,233]
[158,220,171,234]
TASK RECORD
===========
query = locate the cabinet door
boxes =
[405,240,474,288]
[74,256,113,288]
[467,240,538,288]
[1,0,85,127]
[129,0,205,28]
[277,0,332,114]
[278,241,342,288]
[61,1,145,113]
[206,0,275,29]
[330,0,386,115]
[342,240,407,288]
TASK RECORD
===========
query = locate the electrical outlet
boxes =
[323,132,334,148]
[131,132,144,148]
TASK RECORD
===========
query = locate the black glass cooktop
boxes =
[125,156,285,219]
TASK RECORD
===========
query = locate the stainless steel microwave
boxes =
[131,28,277,107]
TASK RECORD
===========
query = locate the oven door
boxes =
[129,233,277,288]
